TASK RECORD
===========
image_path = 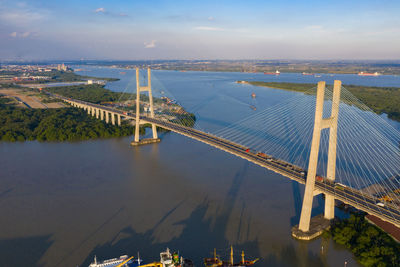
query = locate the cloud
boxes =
[194,26,224,31]
[95,7,106,13]
[8,31,32,38]
[144,40,156,48]
[21,31,30,37]
[208,16,215,21]
[94,7,129,18]
[0,8,45,27]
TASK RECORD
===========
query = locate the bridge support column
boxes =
[131,67,160,146]
[292,80,342,240]
[117,114,121,126]
[111,113,115,125]
[91,107,96,117]
[105,112,109,123]
[96,108,99,119]
[87,106,91,115]
[100,109,104,121]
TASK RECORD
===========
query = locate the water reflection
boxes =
[3,68,394,266]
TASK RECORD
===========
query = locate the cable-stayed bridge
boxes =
[47,68,400,240]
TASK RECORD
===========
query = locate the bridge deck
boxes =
[56,94,400,228]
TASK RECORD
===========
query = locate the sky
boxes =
[0,0,400,60]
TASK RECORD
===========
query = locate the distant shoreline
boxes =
[237,80,400,123]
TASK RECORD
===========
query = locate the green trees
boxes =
[45,84,132,103]
[0,106,134,142]
[330,214,400,266]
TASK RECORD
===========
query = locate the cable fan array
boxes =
[118,71,400,216]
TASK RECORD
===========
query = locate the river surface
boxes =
[1,67,400,267]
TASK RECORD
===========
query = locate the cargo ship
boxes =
[358,72,380,76]
[204,247,258,267]
[264,70,280,75]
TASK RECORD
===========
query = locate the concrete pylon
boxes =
[87,106,91,115]
[117,114,121,126]
[111,113,115,125]
[96,108,99,119]
[105,112,109,123]
[100,109,104,120]
[296,80,342,235]
[132,68,159,145]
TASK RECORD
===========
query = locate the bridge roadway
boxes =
[53,94,400,228]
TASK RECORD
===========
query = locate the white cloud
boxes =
[0,9,44,26]
[21,31,30,37]
[194,26,224,31]
[95,7,105,13]
[8,31,32,38]
[208,16,214,21]
[144,40,156,48]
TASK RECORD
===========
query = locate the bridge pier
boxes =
[105,111,109,123]
[111,113,115,125]
[117,114,121,126]
[131,68,160,146]
[87,106,91,115]
[96,108,99,119]
[292,80,342,240]
[100,109,104,120]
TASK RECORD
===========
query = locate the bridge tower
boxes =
[131,67,160,146]
[292,80,341,240]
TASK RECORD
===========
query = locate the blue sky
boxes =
[1,0,399,60]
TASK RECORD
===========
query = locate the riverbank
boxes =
[0,104,135,142]
[328,213,400,266]
[238,81,400,122]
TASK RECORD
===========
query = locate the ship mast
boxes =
[230,246,234,265]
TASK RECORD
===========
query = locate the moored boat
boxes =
[264,70,280,75]
[89,255,135,267]
[204,246,259,267]
[139,248,193,267]
[358,71,380,76]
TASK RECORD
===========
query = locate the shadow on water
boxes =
[80,161,327,267]
[0,235,53,267]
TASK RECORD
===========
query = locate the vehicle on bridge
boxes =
[335,183,347,190]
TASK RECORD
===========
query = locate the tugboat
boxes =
[140,248,193,267]
[204,246,259,267]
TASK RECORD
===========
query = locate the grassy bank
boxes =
[242,81,400,122]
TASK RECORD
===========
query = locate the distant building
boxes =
[57,63,67,71]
